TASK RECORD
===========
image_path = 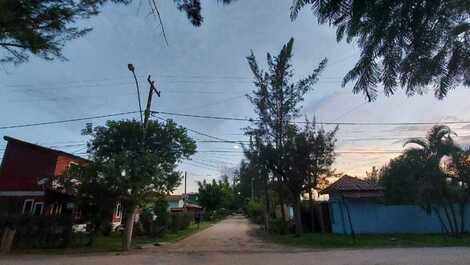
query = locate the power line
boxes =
[0,111,140,130]
[154,111,470,126]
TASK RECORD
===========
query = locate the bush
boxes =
[246,200,264,224]
[0,215,83,249]
[100,222,113,236]
[169,212,193,233]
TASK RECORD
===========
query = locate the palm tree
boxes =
[404,125,463,236]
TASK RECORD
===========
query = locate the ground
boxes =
[3,215,470,265]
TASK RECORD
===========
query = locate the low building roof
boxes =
[320,175,384,196]
[3,136,89,162]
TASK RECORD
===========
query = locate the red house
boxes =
[0,136,122,227]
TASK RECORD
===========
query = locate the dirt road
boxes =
[2,215,470,265]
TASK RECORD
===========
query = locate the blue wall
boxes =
[329,195,470,234]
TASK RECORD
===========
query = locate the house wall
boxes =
[0,142,58,191]
[329,194,470,234]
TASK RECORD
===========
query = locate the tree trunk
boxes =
[308,187,315,232]
[294,197,303,235]
[264,175,270,233]
[433,207,450,234]
[278,188,287,234]
[442,204,455,236]
[122,206,137,251]
[459,202,466,235]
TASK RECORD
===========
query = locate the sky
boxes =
[1,0,470,194]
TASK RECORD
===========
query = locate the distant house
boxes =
[320,175,470,234]
[166,194,202,213]
[0,136,122,228]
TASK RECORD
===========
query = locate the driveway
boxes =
[2,215,470,265]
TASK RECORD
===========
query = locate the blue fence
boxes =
[329,197,470,234]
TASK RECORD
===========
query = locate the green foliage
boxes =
[0,215,80,249]
[58,162,117,241]
[245,38,333,235]
[85,119,196,209]
[246,199,264,224]
[291,0,470,101]
[379,125,470,236]
[169,212,193,233]
[0,0,235,64]
[379,153,422,204]
[197,178,234,211]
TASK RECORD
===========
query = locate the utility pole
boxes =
[143,75,161,128]
[184,171,187,198]
[251,177,254,201]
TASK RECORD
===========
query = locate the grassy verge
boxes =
[156,222,213,243]
[13,221,214,255]
[264,232,470,249]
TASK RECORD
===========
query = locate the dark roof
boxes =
[3,136,89,162]
[320,175,384,195]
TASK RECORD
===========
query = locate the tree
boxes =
[404,125,463,235]
[275,121,337,235]
[291,0,470,101]
[84,119,196,251]
[197,178,233,212]
[0,0,235,64]
[365,166,380,184]
[59,161,120,246]
[378,153,423,204]
[442,147,470,235]
[245,37,327,232]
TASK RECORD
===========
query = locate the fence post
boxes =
[0,227,16,255]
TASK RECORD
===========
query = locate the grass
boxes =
[13,221,214,255]
[156,222,213,243]
[264,232,470,249]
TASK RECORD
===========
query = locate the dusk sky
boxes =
[1,0,469,193]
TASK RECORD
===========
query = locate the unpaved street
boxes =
[2,215,470,265]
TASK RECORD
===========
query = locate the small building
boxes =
[0,136,122,228]
[166,194,202,213]
[320,175,384,234]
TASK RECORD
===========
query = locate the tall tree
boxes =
[0,0,235,64]
[197,178,234,211]
[245,37,327,232]
[404,125,463,235]
[291,0,470,101]
[84,119,196,251]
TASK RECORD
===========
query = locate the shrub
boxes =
[246,200,264,224]
[169,212,193,233]
[100,222,113,236]
[0,215,82,249]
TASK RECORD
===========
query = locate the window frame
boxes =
[32,202,44,216]
[22,199,34,214]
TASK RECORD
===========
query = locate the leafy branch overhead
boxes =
[0,0,236,64]
[291,0,470,101]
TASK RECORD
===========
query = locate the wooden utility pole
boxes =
[143,75,161,128]
[184,171,187,197]
[123,70,161,252]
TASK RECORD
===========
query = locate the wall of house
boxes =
[0,142,58,191]
[329,194,470,234]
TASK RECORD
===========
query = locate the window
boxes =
[22,199,34,214]
[115,203,122,218]
[32,202,44,216]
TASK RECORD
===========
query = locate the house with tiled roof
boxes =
[0,136,122,227]
[320,175,384,199]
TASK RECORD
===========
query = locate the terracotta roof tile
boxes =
[320,175,384,195]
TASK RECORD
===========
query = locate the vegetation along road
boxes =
[2,215,470,265]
